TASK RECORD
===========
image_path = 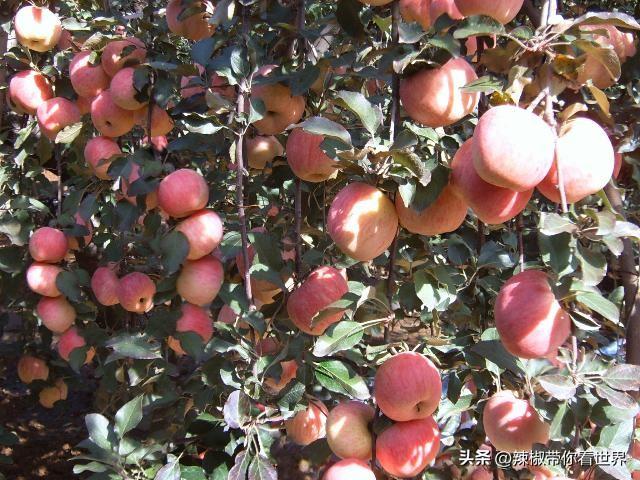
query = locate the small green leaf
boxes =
[335,90,383,136]
[575,291,620,324]
[160,231,189,275]
[314,360,370,400]
[313,321,365,357]
[115,395,144,438]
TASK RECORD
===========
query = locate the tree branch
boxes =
[294,0,306,280]
[0,27,7,132]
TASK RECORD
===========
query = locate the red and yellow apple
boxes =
[84,136,122,180]
[101,38,146,77]
[17,355,49,384]
[122,162,159,210]
[323,459,376,480]
[37,296,76,333]
[9,70,54,115]
[14,6,62,52]
[29,227,68,263]
[176,255,224,306]
[285,399,328,446]
[454,0,524,24]
[166,0,215,41]
[67,213,93,250]
[264,360,298,394]
[110,67,148,110]
[91,90,136,137]
[91,266,120,306]
[116,272,156,313]
[246,136,285,170]
[58,326,95,363]
[134,104,175,137]
[175,210,224,260]
[286,128,338,182]
[326,401,375,460]
[37,98,81,140]
[168,303,214,355]
[69,51,110,99]
[27,262,63,297]
[251,83,305,135]
[158,169,209,218]
[39,379,68,408]
[395,184,468,235]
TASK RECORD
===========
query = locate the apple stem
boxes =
[294,0,306,280]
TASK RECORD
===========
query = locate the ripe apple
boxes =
[69,51,110,99]
[264,360,298,394]
[67,213,93,250]
[110,67,148,110]
[251,83,305,135]
[58,327,95,363]
[122,162,159,210]
[400,0,463,29]
[395,184,468,235]
[116,272,156,313]
[400,58,479,128]
[17,355,49,384]
[29,227,68,263]
[158,168,209,218]
[9,70,54,115]
[176,255,224,306]
[101,38,146,77]
[473,105,556,191]
[133,104,175,137]
[483,390,550,452]
[454,0,524,24]
[14,6,62,52]
[285,399,328,445]
[39,378,68,408]
[144,135,169,152]
[450,138,532,224]
[359,0,394,5]
[323,459,376,480]
[37,296,76,334]
[327,182,399,262]
[175,210,224,260]
[430,0,464,24]
[286,128,338,182]
[37,98,81,140]
[84,136,122,180]
[91,90,136,137]
[166,0,215,41]
[495,270,571,359]
[168,303,214,355]
[326,401,375,460]
[374,352,442,421]
[91,266,120,306]
[246,136,284,170]
[376,416,441,478]
[286,266,349,335]
[76,95,95,115]
[217,304,239,324]
[27,262,63,297]
[537,118,614,204]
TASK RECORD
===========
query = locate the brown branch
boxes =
[516,214,525,270]
[0,27,7,132]
[294,0,306,280]
[523,0,542,28]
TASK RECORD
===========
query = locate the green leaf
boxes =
[335,90,383,136]
[160,231,190,275]
[313,321,365,357]
[55,271,84,303]
[461,75,503,94]
[298,116,352,146]
[105,333,162,362]
[604,364,640,391]
[314,360,370,400]
[539,213,578,236]
[155,460,181,480]
[114,395,143,438]
[248,456,277,480]
[575,291,620,324]
[597,420,633,450]
[228,451,251,480]
[453,15,506,39]
[537,374,577,400]
[55,122,83,144]
[336,0,366,39]
[85,414,116,451]
[596,385,637,410]
[181,466,208,480]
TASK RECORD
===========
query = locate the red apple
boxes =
[29,227,68,263]
[359,0,394,5]
[374,351,442,421]
[286,128,338,182]
[285,399,328,445]
[58,326,95,363]
[326,401,375,460]
[37,296,76,333]
[454,0,524,24]
[27,262,63,297]
[327,182,399,262]
[495,270,571,359]
[395,184,468,235]
[91,266,120,306]
[9,70,54,115]
[14,6,62,52]
[69,51,110,98]
[251,83,305,135]
[246,136,284,170]
[323,459,376,480]
[175,210,224,260]
[101,38,146,77]
[91,90,136,137]
[450,138,532,224]
[376,417,441,478]
[84,136,122,180]
[483,390,550,452]
[217,304,239,324]
[17,355,49,384]
[400,58,479,128]
[168,303,214,355]
[473,105,556,192]
[39,378,68,408]
[166,0,215,41]
[286,266,349,335]
[176,255,224,306]
[67,213,93,250]
[110,67,148,110]
[134,104,175,137]
[116,272,156,313]
[264,359,298,394]
[76,95,95,115]
[158,169,209,218]
[122,162,159,210]
[37,98,81,140]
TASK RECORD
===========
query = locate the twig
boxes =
[56,147,62,217]
[0,27,7,132]
[294,0,306,280]
[516,214,525,270]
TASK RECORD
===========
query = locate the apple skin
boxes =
[14,6,62,52]
[376,417,441,478]
[91,90,136,138]
[327,182,399,262]
[400,0,464,29]
[400,58,479,128]
[495,270,571,359]
[37,296,76,334]
[251,83,305,135]
[430,0,465,24]
[84,136,122,180]
[359,0,394,5]
[537,118,614,204]
[450,138,532,224]
[217,304,239,324]
[166,0,215,41]
[27,262,63,297]
[101,38,147,77]
[69,51,111,99]
[395,184,468,235]
[29,227,68,263]
[58,326,95,363]
[9,70,54,115]
[246,136,284,170]
[168,303,214,356]
[110,67,148,110]
[176,255,224,306]
[323,459,376,480]
[17,355,49,384]
[286,128,338,182]
[91,266,120,306]
[116,272,156,313]
[76,95,95,115]
[264,360,298,394]
[175,210,224,260]
[37,98,82,141]
[122,162,159,210]
[285,399,329,446]
[473,105,556,192]
[326,401,375,460]
[286,266,349,335]
[133,105,175,137]
[39,379,68,408]
[375,352,442,421]
[158,169,209,218]
[454,0,525,24]
[483,390,550,452]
